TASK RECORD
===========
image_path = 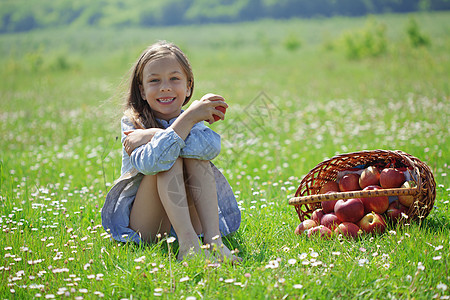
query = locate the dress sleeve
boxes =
[121,116,186,176]
[129,128,185,175]
[180,121,221,161]
[120,116,136,175]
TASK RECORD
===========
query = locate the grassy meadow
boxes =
[1,12,449,299]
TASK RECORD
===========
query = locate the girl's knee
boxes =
[184,159,215,181]
[184,158,210,169]
[158,157,183,176]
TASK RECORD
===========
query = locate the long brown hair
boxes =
[125,41,194,129]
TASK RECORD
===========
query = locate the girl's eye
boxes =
[149,79,159,83]
[170,77,180,81]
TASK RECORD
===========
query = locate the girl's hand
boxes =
[170,93,228,141]
[186,93,228,124]
[123,128,163,156]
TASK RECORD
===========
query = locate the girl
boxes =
[101,41,241,262]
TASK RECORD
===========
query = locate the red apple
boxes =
[320,213,342,230]
[211,99,226,121]
[334,198,365,223]
[319,181,340,194]
[339,173,361,192]
[380,168,406,188]
[311,209,325,224]
[307,225,332,238]
[321,200,338,214]
[321,191,338,213]
[334,222,361,238]
[358,212,387,234]
[294,219,318,235]
[398,181,416,207]
[360,185,389,214]
[359,166,381,189]
[385,200,409,223]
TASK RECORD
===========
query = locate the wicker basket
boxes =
[289,150,436,222]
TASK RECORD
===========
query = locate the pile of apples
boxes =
[295,166,415,239]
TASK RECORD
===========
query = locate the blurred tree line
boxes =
[1,0,449,33]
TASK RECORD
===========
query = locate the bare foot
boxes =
[176,238,210,261]
[206,241,242,264]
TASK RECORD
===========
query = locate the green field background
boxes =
[0,11,449,299]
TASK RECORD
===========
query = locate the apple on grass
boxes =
[359,166,381,189]
[398,181,416,207]
[380,168,406,188]
[320,213,342,230]
[334,198,365,223]
[360,185,389,214]
[311,209,325,224]
[334,222,361,238]
[294,219,318,235]
[307,225,332,238]
[339,173,361,192]
[358,212,387,234]
[386,200,409,223]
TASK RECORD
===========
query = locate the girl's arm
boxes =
[123,128,163,156]
[170,94,227,140]
[121,116,185,175]
[128,129,185,175]
[124,94,227,174]
[169,94,226,161]
[180,122,221,161]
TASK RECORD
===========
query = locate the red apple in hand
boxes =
[311,209,325,224]
[307,225,332,238]
[398,181,416,207]
[386,200,409,223]
[335,198,365,223]
[360,185,389,214]
[294,219,318,235]
[359,166,381,189]
[334,222,361,238]
[211,99,226,121]
[339,173,361,192]
[319,181,340,194]
[380,168,405,188]
[321,213,342,230]
[358,212,387,234]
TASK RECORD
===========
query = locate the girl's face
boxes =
[139,55,191,121]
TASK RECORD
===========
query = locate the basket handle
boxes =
[288,187,418,206]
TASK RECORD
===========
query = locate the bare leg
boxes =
[130,158,203,260]
[155,158,204,260]
[129,174,171,243]
[183,158,240,262]
[129,158,238,261]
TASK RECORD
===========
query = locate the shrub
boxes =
[49,54,75,71]
[339,17,387,60]
[406,17,431,47]
[283,33,302,52]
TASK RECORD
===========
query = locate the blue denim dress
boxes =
[101,115,241,244]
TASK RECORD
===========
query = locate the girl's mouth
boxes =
[157,97,175,104]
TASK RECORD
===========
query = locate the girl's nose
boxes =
[160,80,172,92]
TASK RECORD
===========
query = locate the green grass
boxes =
[1,12,449,299]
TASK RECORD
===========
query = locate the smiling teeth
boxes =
[158,98,174,103]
